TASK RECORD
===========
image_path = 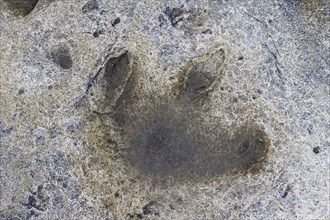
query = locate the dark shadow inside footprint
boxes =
[128,107,269,181]
[4,0,38,16]
[179,49,225,102]
[104,52,131,106]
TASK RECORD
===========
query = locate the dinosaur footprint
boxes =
[89,49,270,183]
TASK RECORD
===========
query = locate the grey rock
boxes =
[0,0,329,219]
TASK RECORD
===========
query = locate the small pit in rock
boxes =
[313,146,320,154]
[18,88,25,95]
[93,31,100,38]
[112,18,121,27]
[49,46,73,70]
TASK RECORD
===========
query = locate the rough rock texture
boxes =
[0,0,329,219]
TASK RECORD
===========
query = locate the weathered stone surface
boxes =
[0,0,329,219]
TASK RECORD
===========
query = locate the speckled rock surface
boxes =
[0,0,329,219]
